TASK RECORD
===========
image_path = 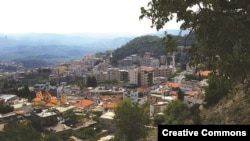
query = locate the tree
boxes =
[86,76,97,88]
[17,84,31,99]
[177,88,184,101]
[140,0,250,93]
[114,98,148,141]
[164,100,192,124]
[153,114,165,125]
[0,105,14,114]
[1,120,42,141]
[43,134,63,141]
[204,74,231,107]
[63,110,79,127]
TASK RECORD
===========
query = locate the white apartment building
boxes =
[128,68,139,85]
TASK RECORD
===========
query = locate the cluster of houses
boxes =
[0,51,211,140]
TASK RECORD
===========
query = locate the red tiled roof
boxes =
[197,70,211,76]
[14,110,24,115]
[167,82,180,88]
[103,103,116,109]
[33,97,42,102]
[101,95,110,101]
[112,96,122,104]
[74,99,94,108]
[137,86,149,92]
[184,90,199,96]
[45,102,57,107]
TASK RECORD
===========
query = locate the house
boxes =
[46,123,72,140]
[180,80,200,91]
[74,99,95,111]
[184,90,203,107]
[100,112,116,133]
[150,101,168,117]
[0,94,18,103]
[197,70,211,77]
[99,95,122,112]
[30,108,58,129]
[166,82,180,90]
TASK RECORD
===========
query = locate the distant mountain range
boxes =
[0,30,189,66]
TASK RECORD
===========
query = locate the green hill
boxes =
[111,33,196,65]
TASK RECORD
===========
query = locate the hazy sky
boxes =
[0,0,181,34]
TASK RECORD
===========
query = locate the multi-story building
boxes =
[154,66,172,78]
[122,58,133,67]
[56,64,67,75]
[150,101,168,116]
[180,80,200,92]
[119,70,128,82]
[130,54,139,63]
[128,68,139,85]
[93,71,108,83]
[107,68,120,81]
[159,55,167,65]
[150,58,160,68]
[139,66,154,86]
[143,52,151,59]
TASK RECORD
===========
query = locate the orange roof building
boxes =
[103,103,116,110]
[32,90,58,107]
[74,99,95,110]
[167,82,180,89]
[101,95,110,102]
[102,95,122,111]
[197,70,211,77]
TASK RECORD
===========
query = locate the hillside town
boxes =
[0,49,210,140]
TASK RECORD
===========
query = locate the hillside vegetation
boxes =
[200,85,250,124]
[111,33,196,65]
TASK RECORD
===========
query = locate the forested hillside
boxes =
[111,33,196,65]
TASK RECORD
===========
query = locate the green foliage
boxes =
[153,114,165,125]
[63,110,79,127]
[1,120,42,141]
[164,100,192,124]
[111,35,164,65]
[140,0,250,93]
[69,76,85,89]
[111,34,195,66]
[95,52,106,59]
[163,34,177,53]
[114,98,148,141]
[177,88,184,101]
[1,79,21,94]
[0,105,14,114]
[190,104,201,124]
[86,76,97,88]
[204,74,231,107]
[43,134,63,141]
[17,84,31,99]
[92,110,103,116]
[184,73,199,81]
[72,125,100,140]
